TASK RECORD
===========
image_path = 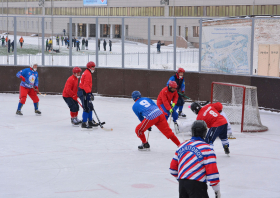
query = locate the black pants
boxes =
[179,179,209,198]
[63,97,79,112]
[176,94,185,107]
[78,87,93,113]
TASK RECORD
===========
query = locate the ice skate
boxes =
[178,111,186,118]
[16,110,23,116]
[76,117,82,124]
[223,145,230,155]
[81,122,93,130]
[228,133,236,139]
[138,142,150,151]
[88,120,99,127]
[71,118,80,127]
[35,109,41,115]
[174,121,180,134]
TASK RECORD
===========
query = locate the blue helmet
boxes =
[132,91,141,101]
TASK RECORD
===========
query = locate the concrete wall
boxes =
[1,66,280,110]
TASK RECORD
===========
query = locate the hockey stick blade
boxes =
[101,127,113,131]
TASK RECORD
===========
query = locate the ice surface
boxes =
[0,93,279,198]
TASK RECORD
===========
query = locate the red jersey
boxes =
[79,69,92,93]
[62,75,78,98]
[157,87,178,111]
[196,102,227,128]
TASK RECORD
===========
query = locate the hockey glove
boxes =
[171,103,176,108]
[215,191,221,198]
[212,183,221,198]
[34,86,39,92]
[90,94,94,101]
[72,95,78,101]
[86,93,93,101]
[20,76,25,82]
[169,109,173,113]
[148,127,152,131]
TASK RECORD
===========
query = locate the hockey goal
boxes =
[211,82,268,132]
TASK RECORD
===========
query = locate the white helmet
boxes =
[30,63,38,71]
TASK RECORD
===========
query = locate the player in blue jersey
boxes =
[16,63,41,116]
[167,68,186,118]
[132,91,181,151]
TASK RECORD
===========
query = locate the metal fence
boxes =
[0,15,279,77]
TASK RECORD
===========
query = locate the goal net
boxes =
[211,82,268,132]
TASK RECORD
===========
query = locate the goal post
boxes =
[211,82,268,132]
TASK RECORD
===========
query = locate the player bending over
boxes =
[169,120,221,198]
[157,81,180,132]
[191,102,230,154]
[132,91,181,151]
[63,67,82,126]
[16,63,41,116]
[167,68,186,118]
[78,61,98,129]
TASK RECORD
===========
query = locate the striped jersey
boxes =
[133,97,163,121]
[169,137,220,187]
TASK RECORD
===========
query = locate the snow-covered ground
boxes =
[0,34,199,70]
[0,93,279,198]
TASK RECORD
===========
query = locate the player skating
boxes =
[169,120,221,198]
[16,63,41,116]
[157,81,180,132]
[78,61,99,129]
[191,102,230,154]
[167,68,186,118]
[63,67,82,126]
[132,91,181,151]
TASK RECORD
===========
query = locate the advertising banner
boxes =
[83,0,107,6]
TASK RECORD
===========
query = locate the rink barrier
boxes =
[0,66,279,110]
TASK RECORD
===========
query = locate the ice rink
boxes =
[0,93,279,198]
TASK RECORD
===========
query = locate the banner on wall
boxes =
[83,0,107,6]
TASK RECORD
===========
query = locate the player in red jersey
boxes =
[190,102,230,154]
[62,67,82,126]
[157,81,179,131]
[78,61,98,129]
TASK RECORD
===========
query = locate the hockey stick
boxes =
[92,107,113,131]
[33,88,46,97]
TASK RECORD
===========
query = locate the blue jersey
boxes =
[167,75,185,92]
[132,97,163,121]
[16,68,39,89]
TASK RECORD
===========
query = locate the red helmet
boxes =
[87,61,96,69]
[177,68,185,73]
[73,67,82,74]
[168,81,178,89]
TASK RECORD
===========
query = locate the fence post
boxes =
[167,51,168,63]
[95,17,99,67]
[29,54,30,65]
[173,18,177,71]
[13,16,17,65]
[198,18,202,72]
[250,18,255,76]
[138,52,139,65]
[41,17,45,66]
[193,50,194,63]
[148,18,151,69]
[69,17,72,67]
[122,17,125,68]
[88,53,89,62]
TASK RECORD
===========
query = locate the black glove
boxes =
[86,93,94,101]
[90,94,94,101]
[148,127,152,131]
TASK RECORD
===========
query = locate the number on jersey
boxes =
[140,100,151,108]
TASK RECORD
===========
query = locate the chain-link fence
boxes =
[1,15,280,77]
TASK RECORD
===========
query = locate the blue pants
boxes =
[78,87,94,122]
[160,104,178,122]
[205,124,229,147]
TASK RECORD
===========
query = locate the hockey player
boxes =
[157,81,179,131]
[191,102,230,154]
[16,63,41,116]
[78,61,98,129]
[63,67,82,126]
[132,91,181,151]
[169,120,221,198]
[167,68,186,118]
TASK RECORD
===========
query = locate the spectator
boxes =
[7,39,11,53]
[46,39,48,51]
[19,36,24,48]
[5,36,8,45]
[157,41,161,53]
[11,40,14,52]
[48,39,53,51]
[82,38,85,50]
[1,36,4,47]
[85,39,88,50]
[98,39,100,51]
[61,36,64,46]
[109,40,112,52]
[73,38,76,47]
[56,35,59,45]
[76,40,80,51]
[103,39,107,51]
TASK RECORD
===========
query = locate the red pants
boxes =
[19,86,39,104]
[135,114,175,142]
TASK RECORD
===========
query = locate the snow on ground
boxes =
[0,93,279,198]
[0,34,199,70]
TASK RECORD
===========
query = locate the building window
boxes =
[116,7,119,16]
[162,25,164,36]
[179,26,181,36]
[138,7,141,16]
[261,5,265,15]
[154,25,156,35]
[145,7,149,16]
[215,6,219,16]
[273,5,277,15]
[193,26,199,37]
[206,6,210,16]
[153,7,156,16]
[170,26,172,36]
[160,7,164,16]
[188,6,192,16]
[246,5,250,15]
[236,6,240,16]
[197,6,201,16]
[225,6,229,16]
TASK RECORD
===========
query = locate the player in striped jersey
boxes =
[132,91,181,151]
[169,120,221,198]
